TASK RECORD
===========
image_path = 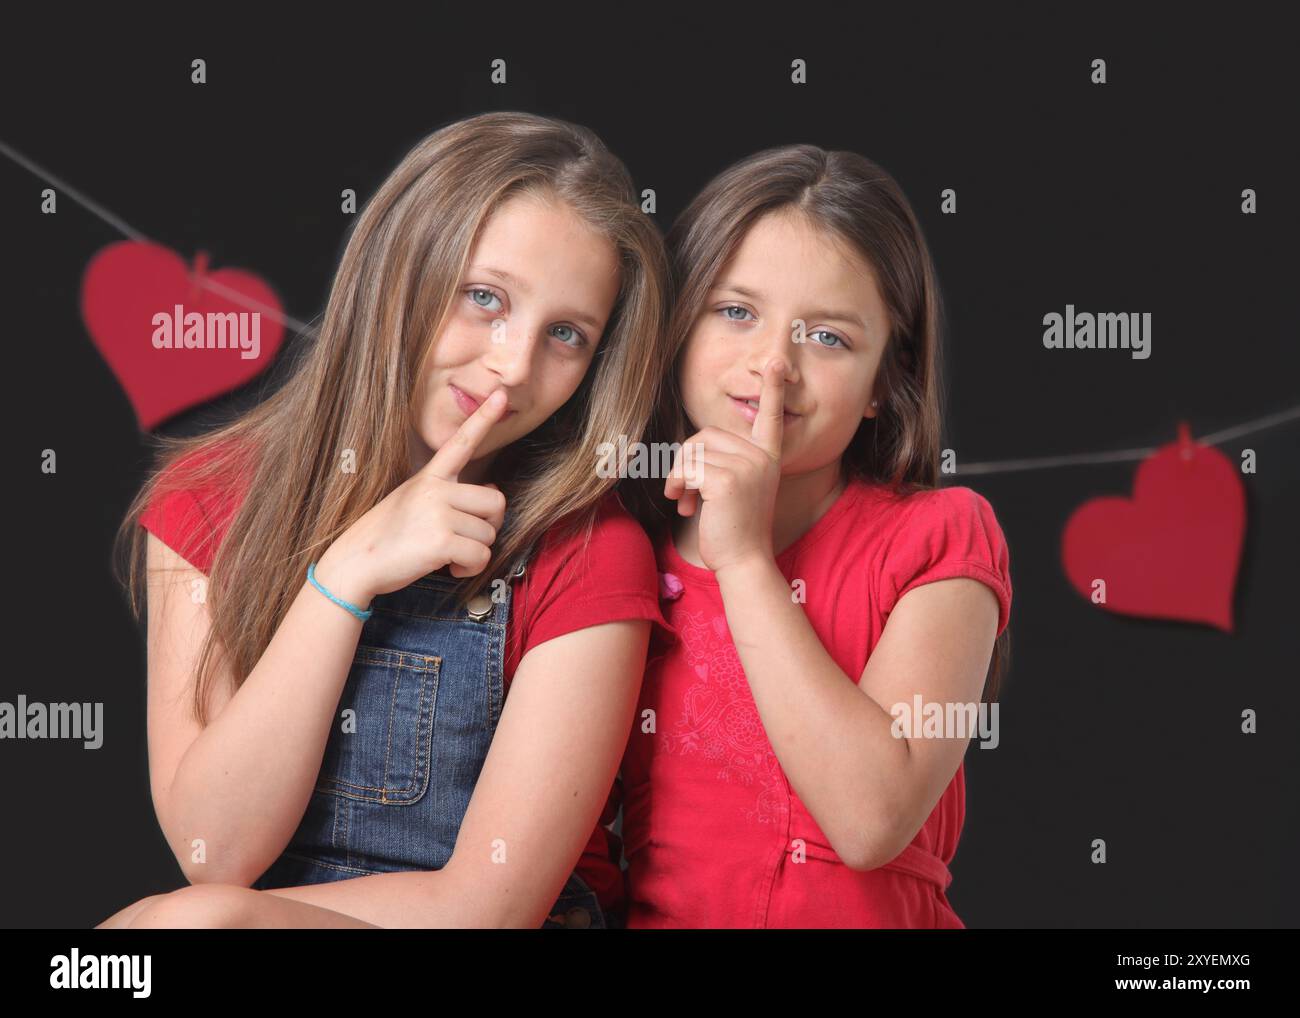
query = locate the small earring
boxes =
[870,399,879,408]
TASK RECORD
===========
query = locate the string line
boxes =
[4,138,1297,475]
[957,406,1300,475]
[0,138,315,335]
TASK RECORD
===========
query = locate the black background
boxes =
[2,8,1296,929]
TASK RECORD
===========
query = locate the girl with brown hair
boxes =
[620,144,1013,928]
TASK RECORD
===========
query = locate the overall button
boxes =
[466,593,494,620]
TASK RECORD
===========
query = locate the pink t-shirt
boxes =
[621,478,1013,928]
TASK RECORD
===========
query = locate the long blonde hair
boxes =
[116,112,672,725]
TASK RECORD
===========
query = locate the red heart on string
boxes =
[1061,423,1245,632]
[80,240,285,430]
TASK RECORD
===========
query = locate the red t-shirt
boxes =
[621,479,1013,928]
[138,451,670,918]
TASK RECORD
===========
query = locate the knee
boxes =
[127,884,259,929]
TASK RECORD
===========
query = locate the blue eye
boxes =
[810,329,847,349]
[550,324,587,348]
[468,288,586,348]
[467,287,503,313]
[720,304,754,322]
[721,304,847,349]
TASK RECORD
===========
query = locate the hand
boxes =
[664,357,786,575]
[317,389,512,604]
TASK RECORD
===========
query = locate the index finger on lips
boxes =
[424,389,510,481]
[750,358,786,456]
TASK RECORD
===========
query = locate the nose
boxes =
[745,319,801,386]
[480,318,546,389]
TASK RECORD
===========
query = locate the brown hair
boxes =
[115,111,672,725]
[632,144,1009,701]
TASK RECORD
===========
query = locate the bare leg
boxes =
[126,884,382,929]
[95,894,170,930]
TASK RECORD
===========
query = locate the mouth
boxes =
[728,394,801,424]
[450,382,517,417]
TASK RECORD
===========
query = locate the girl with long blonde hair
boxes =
[96,111,673,929]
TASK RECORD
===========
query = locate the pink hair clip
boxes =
[658,571,684,601]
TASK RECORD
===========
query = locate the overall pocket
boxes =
[315,645,441,805]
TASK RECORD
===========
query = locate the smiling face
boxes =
[409,191,622,483]
[677,207,890,477]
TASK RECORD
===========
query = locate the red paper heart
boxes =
[1061,423,1245,632]
[80,240,284,430]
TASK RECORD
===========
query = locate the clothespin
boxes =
[189,251,209,302]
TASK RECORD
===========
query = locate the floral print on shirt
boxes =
[658,604,789,827]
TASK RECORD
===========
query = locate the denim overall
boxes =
[251,535,607,929]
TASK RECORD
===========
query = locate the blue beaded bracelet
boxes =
[307,562,373,621]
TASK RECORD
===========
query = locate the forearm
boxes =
[163,574,366,886]
[715,555,909,866]
[260,864,524,929]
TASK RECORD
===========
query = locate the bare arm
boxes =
[664,359,1002,871]
[147,390,512,887]
[257,618,649,927]
[715,556,998,870]
[146,534,370,886]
